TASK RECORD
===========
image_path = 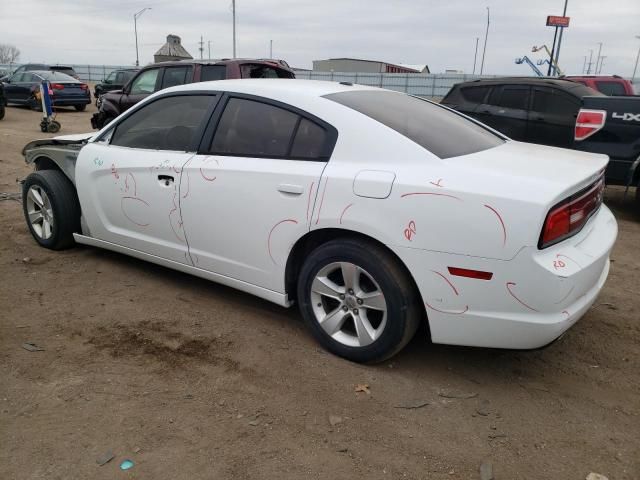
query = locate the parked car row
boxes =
[0,63,80,81]
[1,70,91,111]
[441,77,640,205]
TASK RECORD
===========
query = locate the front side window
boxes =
[130,68,160,95]
[161,66,191,89]
[110,95,216,151]
[495,86,530,110]
[532,88,579,115]
[201,65,226,81]
[325,90,504,159]
[210,98,299,157]
[105,71,116,83]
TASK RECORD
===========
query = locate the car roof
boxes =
[143,58,292,69]
[163,78,378,98]
[458,77,584,89]
[30,70,78,81]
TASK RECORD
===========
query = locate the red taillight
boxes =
[51,83,65,90]
[539,177,604,248]
[447,267,493,280]
[575,109,606,141]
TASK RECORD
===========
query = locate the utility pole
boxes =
[270,39,273,58]
[232,0,237,58]
[480,7,489,75]
[553,0,569,74]
[133,7,151,67]
[208,41,212,59]
[595,42,603,74]
[586,49,594,74]
[597,56,606,74]
[199,35,204,59]
[472,37,479,74]
[582,55,587,74]
[633,35,640,83]
[548,27,559,75]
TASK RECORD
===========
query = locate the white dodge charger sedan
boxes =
[21,79,617,362]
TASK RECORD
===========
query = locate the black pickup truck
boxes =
[442,77,640,206]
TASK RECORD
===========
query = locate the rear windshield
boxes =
[37,71,77,82]
[595,81,627,96]
[564,82,604,97]
[240,63,295,79]
[324,90,504,159]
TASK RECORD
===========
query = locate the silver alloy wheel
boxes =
[26,185,54,240]
[310,261,387,347]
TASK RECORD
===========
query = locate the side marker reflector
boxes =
[447,267,493,280]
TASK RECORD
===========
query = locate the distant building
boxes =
[154,34,193,63]
[313,58,430,74]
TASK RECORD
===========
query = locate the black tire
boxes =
[297,238,422,363]
[636,179,640,212]
[0,105,4,120]
[74,104,87,112]
[47,120,61,133]
[22,170,81,250]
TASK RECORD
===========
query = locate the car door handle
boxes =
[158,175,174,187]
[277,184,304,195]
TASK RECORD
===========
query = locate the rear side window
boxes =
[240,64,295,79]
[210,98,299,157]
[201,65,226,81]
[595,81,626,96]
[291,119,327,158]
[532,88,579,115]
[111,95,216,151]
[494,86,530,110]
[161,66,191,89]
[325,90,504,159]
[461,86,490,104]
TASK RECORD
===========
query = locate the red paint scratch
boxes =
[553,285,575,305]
[429,178,444,188]
[425,302,469,315]
[200,168,217,182]
[404,220,417,241]
[268,219,299,265]
[315,178,328,225]
[431,270,459,296]
[120,196,150,227]
[557,254,581,268]
[124,172,137,196]
[182,170,190,198]
[401,192,461,200]
[484,204,507,246]
[506,282,539,312]
[168,192,185,242]
[306,181,315,222]
[339,203,353,225]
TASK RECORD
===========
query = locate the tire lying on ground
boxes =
[22,170,81,250]
[297,238,422,364]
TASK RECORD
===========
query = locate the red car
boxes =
[91,58,295,129]
[564,75,635,96]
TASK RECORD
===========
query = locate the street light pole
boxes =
[553,0,569,75]
[480,7,489,75]
[232,0,237,58]
[472,37,479,74]
[632,35,640,83]
[134,7,151,67]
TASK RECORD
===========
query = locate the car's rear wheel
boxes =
[297,239,422,363]
[0,105,4,120]
[74,104,86,112]
[29,96,43,112]
[22,170,80,250]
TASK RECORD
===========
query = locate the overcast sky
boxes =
[1,0,638,75]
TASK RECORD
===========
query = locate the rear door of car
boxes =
[475,85,530,140]
[527,86,580,148]
[158,65,193,90]
[180,93,336,292]
[75,93,220,264]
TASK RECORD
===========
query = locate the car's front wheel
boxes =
[22,170,81,250]
[297,239,422,363]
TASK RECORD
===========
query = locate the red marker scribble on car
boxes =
[268,219,299,265]
[404,220,417,241]
[484,204,507,246]
[339,203,353,225]
[425,270,469,315]
[506,281,539,312]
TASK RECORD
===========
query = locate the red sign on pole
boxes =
[547,15,570,27]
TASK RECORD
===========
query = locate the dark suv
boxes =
[94,68,139,107]
[91,58,295,129]
[441,77,602,149]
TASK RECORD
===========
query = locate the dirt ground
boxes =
[0,101,639,480]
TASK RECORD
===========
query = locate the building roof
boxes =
[318,58,427,73]
[154,34,193,59]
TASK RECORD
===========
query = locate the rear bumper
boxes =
[53,97,91,106]
[391,205,618,349]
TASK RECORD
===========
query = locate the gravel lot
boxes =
[1,102,638,479]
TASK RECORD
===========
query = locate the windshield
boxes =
[36,71,78,82]
[325,90,504,159]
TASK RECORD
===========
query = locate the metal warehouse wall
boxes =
[312,59,386,73]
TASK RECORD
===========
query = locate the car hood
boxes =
[22,133,95,155]
[449,140,608,205]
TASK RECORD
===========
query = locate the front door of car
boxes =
[5,73,31,103]
[527,87,580,148]
[119,67,162,113]
[180,95,335,292]
[476,85,530,141]
[75,93,220,264]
